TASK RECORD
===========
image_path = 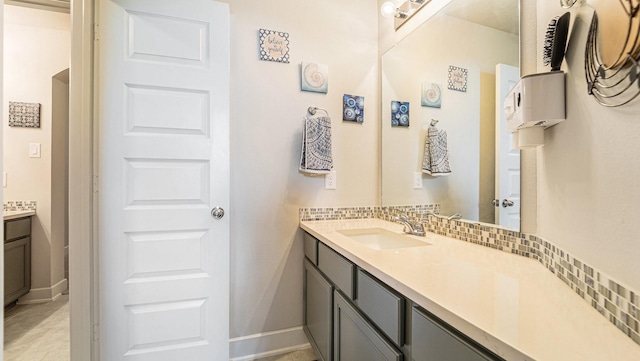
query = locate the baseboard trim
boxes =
[18,278,68,304]
[230,326,311,361]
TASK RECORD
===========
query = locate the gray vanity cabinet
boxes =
[411,306,501,361]
[304,258,333,361]
[4,217,32,306]
[303,231,501,361]
[334,291,403,361]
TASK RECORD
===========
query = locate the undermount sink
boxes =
[337,228,431,250]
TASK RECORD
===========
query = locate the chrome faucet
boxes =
[393,214,426,236]
[421,211,462,221]
[447,213,462,220]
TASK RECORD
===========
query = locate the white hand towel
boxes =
[299,116,333,174]
[422,125,451,176]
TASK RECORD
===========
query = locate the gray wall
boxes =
[531,3,640,291]
[227,0,380,338]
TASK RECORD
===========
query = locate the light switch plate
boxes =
[325,171,337,190]
[413,172,423,189]
[29,143,41,158]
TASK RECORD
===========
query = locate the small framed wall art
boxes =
[8,101,41,128]
[301,62,329,93]
[421,82,442,108]
[259,29,290,63]
[447,65,468,92]
[391,100,410,127]
[343,94,364,123]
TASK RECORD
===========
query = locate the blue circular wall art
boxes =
[343,94,364,123]
[391,100,410,127]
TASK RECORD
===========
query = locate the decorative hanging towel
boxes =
[299,115,333,174]
[422,125,452,176]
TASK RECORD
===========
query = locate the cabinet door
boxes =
[411,306,501,361]
[334,291,403,361]
[304,259,333,361]
[4,237,31,306]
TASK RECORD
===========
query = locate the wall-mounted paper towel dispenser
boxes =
[504,71,566,133]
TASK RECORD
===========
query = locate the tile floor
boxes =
[254,348,318,361]
[4,294,70,361]
[3,296,314,361]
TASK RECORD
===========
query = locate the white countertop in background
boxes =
[300,218,640,361]
[3,210,36,221]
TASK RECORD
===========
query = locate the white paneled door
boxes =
[97,0,230,360]
[495,64,520,229]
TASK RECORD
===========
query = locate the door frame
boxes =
[69,0,98,359]
[0,1,97,359]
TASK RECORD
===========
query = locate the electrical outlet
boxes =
[413,172,423,189]
[325,171,337,190]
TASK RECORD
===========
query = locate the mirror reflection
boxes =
[381,0,520,229]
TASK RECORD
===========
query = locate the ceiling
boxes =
[442,0,519,35]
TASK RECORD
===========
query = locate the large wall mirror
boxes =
[381,0,521,230]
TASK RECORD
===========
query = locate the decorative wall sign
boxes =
[447,66,468,92]
[391,100,410,127]
[259,29,290,63]
[343,94,364,123]
[421,82,442,108]
[8,101,41,128]
[301,62,329,93]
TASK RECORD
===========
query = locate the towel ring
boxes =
[308,106,329,116]
[430,119,439,126]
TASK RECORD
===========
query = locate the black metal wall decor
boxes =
[585,0,640,107]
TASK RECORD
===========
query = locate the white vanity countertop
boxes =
[300,218,640,361]
[3,210,36,221]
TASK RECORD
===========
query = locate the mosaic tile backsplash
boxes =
[299,205,640,347]
[299,206,377,221]
[3,201,37,212]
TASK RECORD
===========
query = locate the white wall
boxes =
[3,5,70,300]
[226,0,380,341]
[531,4,640,291]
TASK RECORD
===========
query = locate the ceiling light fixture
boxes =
[381,1,396,18]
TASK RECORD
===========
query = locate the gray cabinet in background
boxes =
[4,216,32,306]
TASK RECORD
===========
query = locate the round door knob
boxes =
[502,199,515,208]
[491,199,500,207]
[211,207,225,220]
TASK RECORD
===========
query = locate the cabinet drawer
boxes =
[5,217,31,242]
[356,269,404,346]
[411,306,501,361]
[304,232,318,265]
[318,242,355,299]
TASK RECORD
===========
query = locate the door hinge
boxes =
[93,174,99,194]
[93,323,100,342]
[93,23,99,42]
